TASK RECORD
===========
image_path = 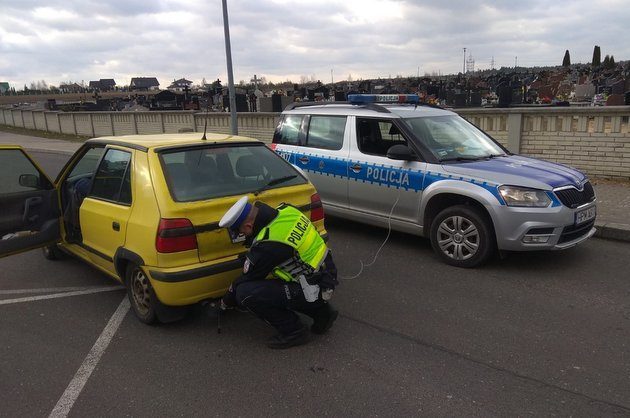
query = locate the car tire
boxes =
[430,205,495,268]
[126,263,158,324]
[42,244,65,261]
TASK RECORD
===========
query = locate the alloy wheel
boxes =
[436,215,480,261]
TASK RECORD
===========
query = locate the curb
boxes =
[594,221,630,243]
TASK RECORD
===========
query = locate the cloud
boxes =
[0,0,628,88]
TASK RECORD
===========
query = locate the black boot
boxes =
[310,303,338,335]
[266,326,310,349]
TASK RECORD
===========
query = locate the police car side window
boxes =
[356,118,407,156]
[305,116,345,150]
[276,115,303,145]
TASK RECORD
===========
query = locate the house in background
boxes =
[89,79,117,91]
[167,78,193,93]
[0,82,10,94]
[130,77,160,91]
[59,82,84,93]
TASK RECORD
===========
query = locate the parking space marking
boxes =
[49,296,130,418]
[0,286,120,295]
[0,286,124,305]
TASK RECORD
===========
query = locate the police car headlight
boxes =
[498,186,551,207]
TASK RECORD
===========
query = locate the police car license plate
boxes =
[575,206,596,225]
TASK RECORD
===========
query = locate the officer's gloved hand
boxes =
[220,285,238,310]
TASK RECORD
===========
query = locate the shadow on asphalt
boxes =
[324,214,597,275]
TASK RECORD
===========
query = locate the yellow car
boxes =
[0,133,326,323]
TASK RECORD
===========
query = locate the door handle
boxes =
[298,156,309,164]
[350,164,362,173]
[22,196,43,223]
[112,221,120,231]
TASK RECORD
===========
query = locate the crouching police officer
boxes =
[218,196,339,349]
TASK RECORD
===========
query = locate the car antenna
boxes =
[201,86,211,140]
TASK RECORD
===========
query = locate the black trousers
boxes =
[234,279,325,335]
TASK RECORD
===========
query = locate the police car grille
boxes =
[558,220,595,244]
[554,182,595,208]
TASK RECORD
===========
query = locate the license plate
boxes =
[575,206,596,225]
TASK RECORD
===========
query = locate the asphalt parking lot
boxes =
[1,151,630,416]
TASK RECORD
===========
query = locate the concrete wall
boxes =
[2,107,629,180]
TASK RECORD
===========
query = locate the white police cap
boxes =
[219,196,252,231]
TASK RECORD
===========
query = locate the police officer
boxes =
[218,196,338,349]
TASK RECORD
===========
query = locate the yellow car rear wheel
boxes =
[126,264,158,324]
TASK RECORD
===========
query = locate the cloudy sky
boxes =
[1,0,628,89]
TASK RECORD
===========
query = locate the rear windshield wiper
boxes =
[253,175,297,195]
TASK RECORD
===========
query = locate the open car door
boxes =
[0,146,61,258]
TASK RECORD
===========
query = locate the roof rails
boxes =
[283,101,392,113]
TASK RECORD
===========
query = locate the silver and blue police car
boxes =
[271,94,596,267]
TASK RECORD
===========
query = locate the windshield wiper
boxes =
[439,156,484,163]
[253,175,297,195]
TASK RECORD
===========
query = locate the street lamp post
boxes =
[222,0,238,135]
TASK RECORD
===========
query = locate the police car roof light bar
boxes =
[347,94,420,105]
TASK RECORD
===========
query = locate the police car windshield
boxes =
[159,145,306,202]
[402,115,506,162]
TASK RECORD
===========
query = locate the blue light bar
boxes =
[347,94,420,105]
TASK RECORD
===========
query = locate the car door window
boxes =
[89,149,132,204]
[67,147,105,180]
[305,116,346,150]
[356,118,408,156]
[275,115,304,145]
[0,149,52,194]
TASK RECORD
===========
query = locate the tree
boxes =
[562,50,571,67]
[609,55,616,67]
[603,55,610,68]
[591,45,601,66]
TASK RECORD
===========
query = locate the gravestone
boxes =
[469,92,482,107]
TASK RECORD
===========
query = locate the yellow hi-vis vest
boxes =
[253,205,328,282]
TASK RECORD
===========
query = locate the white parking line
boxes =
[0,286,124,305]
[49,296,130,418]
[0,286,119,295]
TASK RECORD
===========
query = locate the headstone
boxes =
[446,90,455,105]
[469,92,482,107]
[271,94,283,112]
[454,93,467,107]
[605,94,625,106]
[334,91,346,101]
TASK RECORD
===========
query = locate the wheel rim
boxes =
[436,215,480,261]
[130,269,151,316]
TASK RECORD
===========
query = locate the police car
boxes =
[271,94,597,267]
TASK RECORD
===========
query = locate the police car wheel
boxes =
[430,205,494,268]
[126,264,158,324]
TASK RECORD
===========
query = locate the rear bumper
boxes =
[147,254,245,306]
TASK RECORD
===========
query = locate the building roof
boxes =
[100,79,116,87]
[130,77,160,88]
[168,78,193,88]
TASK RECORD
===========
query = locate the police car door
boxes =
[348,117,426,228]
[273,114,350,211]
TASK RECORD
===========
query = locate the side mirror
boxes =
[19,174,40,189]
[386,144,416,161]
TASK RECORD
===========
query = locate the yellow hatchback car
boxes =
[0,133,326,323]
